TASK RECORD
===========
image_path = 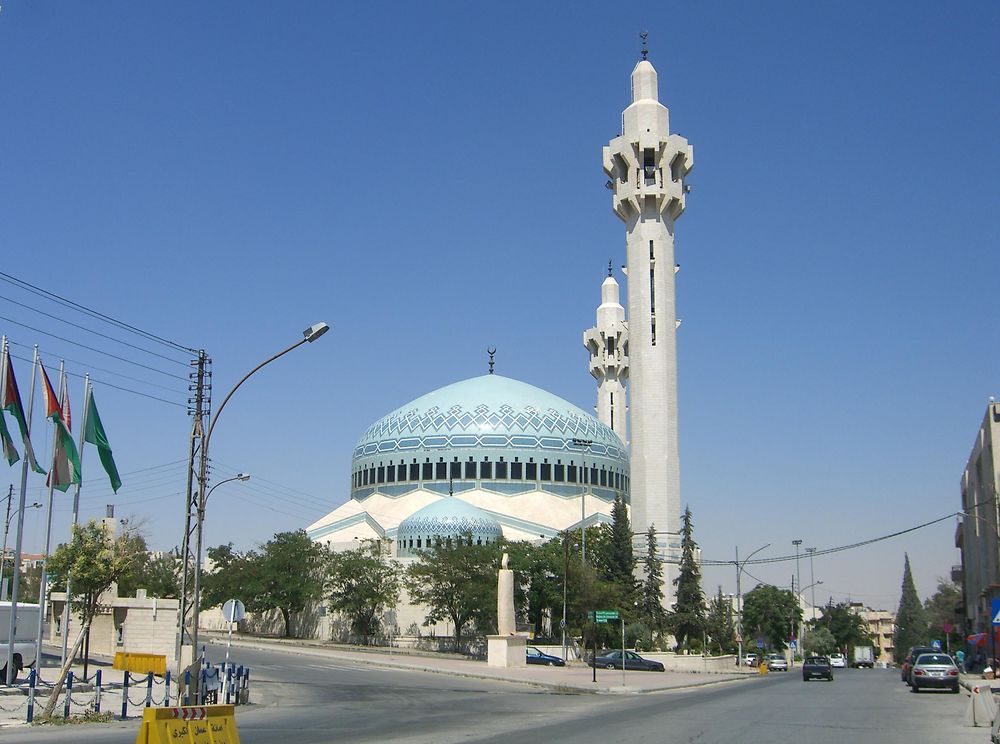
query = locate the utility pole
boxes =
[176,351,211,683]
[792,539,802,665]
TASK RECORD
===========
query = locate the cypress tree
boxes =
[608,493,636,597]
[670,505,704,651]
[893,553,929,664]
[640,524,667,638]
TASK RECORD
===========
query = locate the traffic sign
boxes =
[931,639,942,651]
[992,599,1000,626]
[588,610,620,624]
[222,599,246,623]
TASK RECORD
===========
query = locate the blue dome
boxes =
[396,497,502,556]
[350,374,629,502]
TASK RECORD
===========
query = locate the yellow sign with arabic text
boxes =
[134,704,239,744]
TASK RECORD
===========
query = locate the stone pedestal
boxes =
[487,634,526,668]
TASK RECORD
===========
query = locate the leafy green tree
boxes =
[893,554,928,664]
[638,524,667,641]
[704,586,736,655]
[741,584,801,651]
[43,519,146,714]
[923,578,963,650]
[202,530,326,638]
[805,625,838,655]
[326,538,400,641]
[405,535,502,650]
[818,601,871,653]
[505,538,561,639]
[120,547,180,598]
[606,494,637,600]
[668,506,704,651]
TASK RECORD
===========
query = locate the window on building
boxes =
[465,460,477,479]
[554,463,564,482]
[600,468,608,487]
[409,463,419,481]
[387,465,396,482]
[526,462,537,480]
[540,462,551,481]
[568,464,578,483]
[116,625,124,646]
[363,469,369,486]
[436,461,447,479]
[377,466,385,484]
[480,460,492,479]
[496,460,508,479]
[511,461,523,480]
[422,461,433,480]
[450,460,461,479]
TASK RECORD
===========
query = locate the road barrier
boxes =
[134,704,240,743]
[965,684,997,727]
[115,653,168,677]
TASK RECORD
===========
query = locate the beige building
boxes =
[956,401,1000,638]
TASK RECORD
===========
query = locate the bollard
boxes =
[95,669,102,714]
[121,671,129,720]
[183,669,190,707]
[199,668,206,706]
[243,667,250,705]
[164,671,171,706]
[64,671,74,719]
[224,664,233,705]
[145,671,153,708]
[26,669,35,723]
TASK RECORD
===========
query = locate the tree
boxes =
[818,601,871,652]
[805,625,838,655]
[668,506,704,651]
[893,554,928,664]
[704,586,736,655]
[504,538,561,639]
[120,547,180,598]
[741,584,802,651]
[605,494,637,600]
[43,519,146,715]
[201,530,326,638]
[326,538,400,642]
[638,524,667,640]
[405,535,502,650]
[924,578,963,650]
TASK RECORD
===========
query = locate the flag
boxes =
[1,347,44,474]
[0,409,17,466]
[84,386,121,493]
[40,362,80,492]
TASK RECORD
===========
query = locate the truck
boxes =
[0,602,39,681]
[852,645,875,668]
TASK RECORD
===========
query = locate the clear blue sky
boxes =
[1,1,997,613]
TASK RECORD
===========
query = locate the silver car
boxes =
[910,653,960,693]
[766,653,788,672]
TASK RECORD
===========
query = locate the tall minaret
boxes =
[603,46,693,597]
[583,265,629,439]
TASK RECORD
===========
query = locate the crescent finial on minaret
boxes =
[608,259,614,277]
[640,30,649,60]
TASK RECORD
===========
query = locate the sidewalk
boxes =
[202,632,753,696]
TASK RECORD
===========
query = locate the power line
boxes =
[0,293,190,367]
[0,271,198,355]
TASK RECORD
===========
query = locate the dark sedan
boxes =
[590,649,665,672]
[802,655,833,681]
[526,646,565,666]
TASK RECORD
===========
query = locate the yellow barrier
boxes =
[114,652,167,677]
[135,704,240,743]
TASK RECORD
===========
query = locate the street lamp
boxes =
[179,322,329,673]
[571,438,593,564]
[797,580,822,655]
[805,547,818,622]
[792,539,802,666]
[734,543,770,668]
[0,502,42,600]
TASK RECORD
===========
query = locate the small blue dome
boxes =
[396,498,502,557]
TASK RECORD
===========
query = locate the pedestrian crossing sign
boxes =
[992,599,1000,626]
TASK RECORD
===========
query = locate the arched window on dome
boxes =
[422,460,433,480]
[526,460,537,481]
[387,464,396,482]
[568,464,578,483]
[464,459,476,479]
[377,466,385,484]
[540,461,551,481]
[511,460,522,479]
[450,459,460,479]
[409,462,419,481]
[555,462,564,482]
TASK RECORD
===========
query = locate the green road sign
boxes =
[588,610,620,623]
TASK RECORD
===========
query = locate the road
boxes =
[0,643,985,743]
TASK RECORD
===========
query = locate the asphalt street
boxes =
[0,643,985,743]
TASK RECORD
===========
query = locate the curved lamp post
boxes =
[797,580,822,656]
[734,543,770,668]
[0,502,42,600]
[184,322,329,666]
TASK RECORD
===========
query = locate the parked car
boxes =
[589,649,665,672]
[526,646,565,666]
[766,653,788,672]
[901,646,937,684]
[743,653,758,667]
[829,653,847,669]
[909,653,960,694]
[802,655,833,681]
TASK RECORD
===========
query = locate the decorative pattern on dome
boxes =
[395,498,503,557]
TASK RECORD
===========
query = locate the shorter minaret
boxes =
[583,264,629,438]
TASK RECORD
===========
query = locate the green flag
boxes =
[84,388,121,493]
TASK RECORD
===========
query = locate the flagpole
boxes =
[59,375,89,670]
[33,359,63,683]
[5,345,38,686]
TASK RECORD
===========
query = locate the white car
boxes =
[766,653,789,672]
[829,653,847,668]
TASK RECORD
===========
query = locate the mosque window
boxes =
[464,460,476,479]
[526,462,537,480]
[450,460,461,479]
[540,463,551,481]
[643,148,656,184]
[377,466,385,484]
[606,337,615,355]
[590,466,597,484]
[568,465,578,483]
[387,465,396,482]
[554,463,564,481]
[422,462,433,480]
[480,460,492,479]
[363,470,369,486]
[409,463,419,481]
[436,461,446,479]
[600,468,608,487]
[511,461,523,480]
[369,467,375,484]
[416,538,422,548]
[495,461,507,479]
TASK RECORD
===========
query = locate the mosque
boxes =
[305,50,693,635]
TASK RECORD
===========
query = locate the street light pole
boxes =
[181,322,329,675]
[0,499,42,600]
[805,547,817,622]
[571,438,593,565]
[797,580,823,655]
[735,543,770,669]
[792,539,802,666]
[562,532,568,661]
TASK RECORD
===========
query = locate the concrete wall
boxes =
[50,590,178,660]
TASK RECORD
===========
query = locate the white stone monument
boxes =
[487,553,525,667]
